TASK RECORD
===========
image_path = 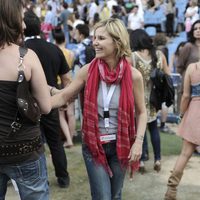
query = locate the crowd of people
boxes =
[0,0,200,199]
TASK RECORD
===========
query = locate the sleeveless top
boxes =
[0,81,43,164]
[191,64,200,98]
[132,50,163,122]
[98,81,120,134]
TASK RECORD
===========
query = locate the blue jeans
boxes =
[141,120,161,162]
[0,154,49,200]
[82,142,126,200]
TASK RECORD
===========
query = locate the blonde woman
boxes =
[51,18,147,200]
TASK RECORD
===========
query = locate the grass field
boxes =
[46,130,183,200]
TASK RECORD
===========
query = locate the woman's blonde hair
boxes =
[94,18,132,58]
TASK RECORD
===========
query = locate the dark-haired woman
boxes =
[176,20,200,82]
[169,41,187,73]
[0,0,51,199]
[129,29,170,173]
[175,20,200,114]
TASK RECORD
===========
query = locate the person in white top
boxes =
[47,0,60,15]
[44,5,56,25]
[106,0,118,17]
[128,4,144,30]
[135,0,144,19]
[88,0,98,25]
[185,0,199,33]
[73,12,85,29]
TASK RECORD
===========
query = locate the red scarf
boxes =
[82,58,139,176]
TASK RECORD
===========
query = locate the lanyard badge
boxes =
[101,81,116,132]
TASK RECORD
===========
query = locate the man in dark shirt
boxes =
[24,10,71,188]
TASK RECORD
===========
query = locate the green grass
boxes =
[146,131,182,156]
[44,126,183,200]
[160,132,182,155]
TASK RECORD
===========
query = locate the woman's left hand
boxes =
[50,87,62,96]
[128,140,143,162]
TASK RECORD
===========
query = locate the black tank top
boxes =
[0,80,43,164]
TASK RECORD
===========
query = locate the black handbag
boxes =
[149,68,164,110]
[11,47,41,132]
[150,67,164,89]
[162,74,175,108]
[17,46,41,123]
[150,67,175,111]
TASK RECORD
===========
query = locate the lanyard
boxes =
[101,81,116,131]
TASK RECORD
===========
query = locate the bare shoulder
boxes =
[23,48,40,68]
[76,64,90,82]
[26,48,38,60]
[130,66,143,82]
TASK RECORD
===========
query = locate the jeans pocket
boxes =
[18,159,40,181]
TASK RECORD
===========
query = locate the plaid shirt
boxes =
[73,38,92,67]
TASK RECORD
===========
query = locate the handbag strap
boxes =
[9,47,28,135]
[19,46,28,59]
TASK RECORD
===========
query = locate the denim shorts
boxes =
[0,153,49,200]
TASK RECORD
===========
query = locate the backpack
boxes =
[82,43,96,64]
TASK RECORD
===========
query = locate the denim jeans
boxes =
[141,120,161,162]
[0,154,49,200]
[82,142,126,200]
[141,132,149,161]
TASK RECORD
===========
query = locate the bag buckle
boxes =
[11,121,22,132]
